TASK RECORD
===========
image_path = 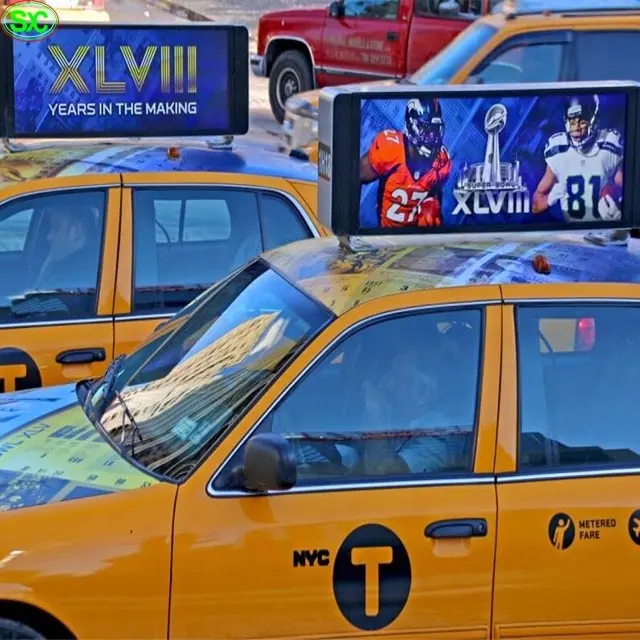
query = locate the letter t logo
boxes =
[350,546,393,616]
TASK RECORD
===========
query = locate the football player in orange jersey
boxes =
[360,97,452,228]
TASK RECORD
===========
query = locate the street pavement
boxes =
[105,0,291,148]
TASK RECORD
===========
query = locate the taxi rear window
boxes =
[516,304,640,471]
[408,21,498,85]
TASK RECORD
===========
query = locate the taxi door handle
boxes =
[424,518,488,539]
[56,348,106,365]
[386,30,398,41]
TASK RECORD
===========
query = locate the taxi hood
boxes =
[288,79,398,111]
[0,385,157,513]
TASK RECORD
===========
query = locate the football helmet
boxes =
[564,94,599,151]
[404,97,444,158]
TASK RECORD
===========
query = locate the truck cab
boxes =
[253,0,499,123]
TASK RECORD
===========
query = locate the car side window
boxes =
[218,308,483,487]
[517,304,640,471]
[0,209,34,252]
[259,192,312,251]
[132,188,263,314]
[469,42,566,84]
[576,31,640,81]
[415,0,483,17]
[343,0,400,19]
[0,190,106,325]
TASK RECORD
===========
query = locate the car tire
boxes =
[0,618,46,640]
[269,50,313,124]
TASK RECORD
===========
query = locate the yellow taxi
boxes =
[0,78,638,639]
[282,0,640,163]
[0,22,326,395]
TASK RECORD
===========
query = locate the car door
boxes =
[0,183,119,393]
[170,286,501,638]
[114,177,318,358]
[493,286,640,639]
[463,30,574,85]
[319,0,405,85]
[406,0,479,77]
[572,29,640,82]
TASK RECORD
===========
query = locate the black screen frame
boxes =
[323,82,640,237]
[0,21,249,139]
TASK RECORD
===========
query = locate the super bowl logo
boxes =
[452,103,531,216]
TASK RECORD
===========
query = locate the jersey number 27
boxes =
[387,188,429,224]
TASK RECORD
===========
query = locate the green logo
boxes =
[1,1,59,41]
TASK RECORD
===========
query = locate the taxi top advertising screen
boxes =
[0,22,249,138]
[318,82,640,236]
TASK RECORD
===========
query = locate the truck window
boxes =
[517,304,640,471]
[575,31,640,81]
[343,0,400,19]
[409,21,498,84]
[415,0,483,17]
[468,41,566,84]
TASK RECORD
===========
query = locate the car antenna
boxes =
[0,137,27,153]
[337,235,355,252]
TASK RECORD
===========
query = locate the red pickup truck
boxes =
[252,0,501,123]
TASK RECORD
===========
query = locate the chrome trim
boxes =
[127,183,321,239]
[504,296,640,304]
[0,316,111,329]
[0,183,119,208]
[115,313,174,322]
[215,475,495,498]
[250,53,266,77]
[316,65,398,79]
[207,299,497,499]
[265,36,317,80]
[498,467,640,483]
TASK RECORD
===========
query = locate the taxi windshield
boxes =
[94,259,333,480]
[408,22,498,85]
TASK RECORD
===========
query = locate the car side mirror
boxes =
[242,433,297,492]
[328,0,343,18]
[437,0,460,16]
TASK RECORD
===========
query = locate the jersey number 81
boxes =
[566,175,602,219]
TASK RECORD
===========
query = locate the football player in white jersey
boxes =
[532,94,624,222]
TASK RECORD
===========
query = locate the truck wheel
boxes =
[269,50,313,124]
[0,618,46,639]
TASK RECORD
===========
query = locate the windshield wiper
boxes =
[113,389,143,458]
[83,353,127,418]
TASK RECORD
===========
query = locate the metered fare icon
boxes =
[628,510,640,545]
[548,513,576,550]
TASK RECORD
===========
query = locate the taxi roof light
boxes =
[317,79,640,242]
[0,22,250,141]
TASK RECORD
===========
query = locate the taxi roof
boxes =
[263,233,640,315]
[486,0,640,27]
[0,138,318,187]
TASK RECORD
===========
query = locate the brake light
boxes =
[576,317,596,351]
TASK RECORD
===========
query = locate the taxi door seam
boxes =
[113,179,124,356]
[489,288,507,640]
[166,486,179,640]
